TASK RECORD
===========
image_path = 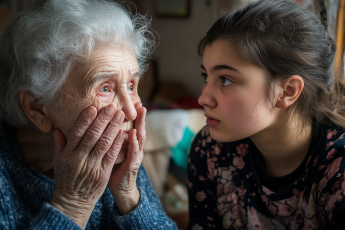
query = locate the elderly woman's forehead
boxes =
[85,45,136,62]
[70,45,138,81]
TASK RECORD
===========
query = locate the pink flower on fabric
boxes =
[261,195,277,216]
[233,156,245,169]
[201,126,209,137]
[327,129,337,139]
[247,206,285,230]
[217,193,226,204]
[207,157,217,180]
[313,156,319,167]
[327,142,334,148]
[331,179,341,190]
[223,203,238,220]
[246,207,265,229]
[226,192,238,203]
[276,202,293,217]
[325,157,342,179]
[325,190,343,212]
[342,178,345,191]
[223,181,236,194]
[306,155,312,166]
[326,148,337,160]
[267,202,278,216]
[293,188,300,195]
[196,191,207,202]
[214,144,221,154]
[236,143,249,157]
[262,187,274,195]
[187,179,193,189]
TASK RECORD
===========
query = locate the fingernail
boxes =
[106,105,115,115]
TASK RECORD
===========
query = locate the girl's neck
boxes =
[16,126,55,179]
[250,115,313,177]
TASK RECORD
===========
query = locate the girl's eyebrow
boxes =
[201,64,239,73]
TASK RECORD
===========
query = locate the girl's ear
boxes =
[19,91,53,133]
[276,75,304,109]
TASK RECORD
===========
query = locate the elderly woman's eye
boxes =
[100,85,111,93]
[128,85,134,91]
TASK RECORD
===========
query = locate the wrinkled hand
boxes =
[50,105,125,229]
[108,102,146,215]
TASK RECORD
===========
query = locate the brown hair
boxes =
[198,0,345,127]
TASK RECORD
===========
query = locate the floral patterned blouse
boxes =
[187,122,345,230]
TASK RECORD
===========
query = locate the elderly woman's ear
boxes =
[19,91,53,133]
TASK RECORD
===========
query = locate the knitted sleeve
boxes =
[0,160,81,230]
[29,204,82,230]
[112,164,179,230]
[187,127,223,230]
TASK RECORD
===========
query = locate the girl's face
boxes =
[199,39,279,142]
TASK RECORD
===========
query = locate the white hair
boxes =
[0,0,155,127]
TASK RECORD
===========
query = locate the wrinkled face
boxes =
[199,39,278,142]
[47,45,141,163]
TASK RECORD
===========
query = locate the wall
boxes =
[139,0,223,98]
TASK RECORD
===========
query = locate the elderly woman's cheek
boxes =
[97,93,114,106]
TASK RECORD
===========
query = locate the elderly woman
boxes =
[0,0,178,229]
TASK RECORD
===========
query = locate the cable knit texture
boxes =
[0,120,178,230]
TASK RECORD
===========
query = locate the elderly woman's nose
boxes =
[118,94,137,122]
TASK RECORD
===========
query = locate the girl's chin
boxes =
[209,127,242,143]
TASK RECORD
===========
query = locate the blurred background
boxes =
[1,0,344,229]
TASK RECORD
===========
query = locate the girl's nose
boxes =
[198,84,216,108]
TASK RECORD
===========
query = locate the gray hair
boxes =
[0,0,155,127]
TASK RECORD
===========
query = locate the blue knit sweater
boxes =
[0,120,178,230]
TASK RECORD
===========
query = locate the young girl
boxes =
[187,0,345,229]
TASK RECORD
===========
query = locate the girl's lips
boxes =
[205,114,220,126]
[206,118,220,126]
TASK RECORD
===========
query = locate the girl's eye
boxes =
[128,85,134,91]
[99,85,111,93]
[221,77,232,86]
[201,73,208,83]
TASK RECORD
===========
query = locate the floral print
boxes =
[187,125,345,230]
